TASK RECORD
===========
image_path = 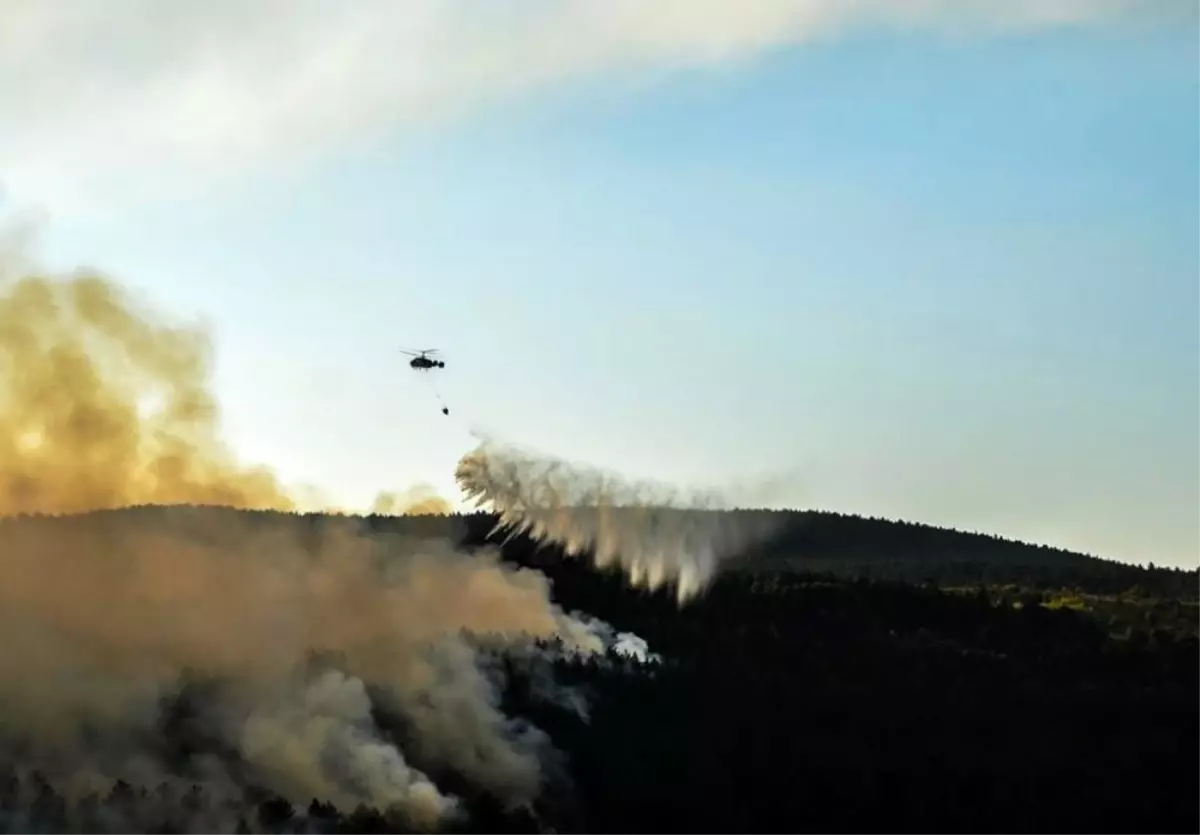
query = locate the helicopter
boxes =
[401,348,450,415]
[400,348,446,370]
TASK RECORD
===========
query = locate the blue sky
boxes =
[4,2,1197,566]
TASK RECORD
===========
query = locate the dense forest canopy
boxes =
[0,504,1195,833]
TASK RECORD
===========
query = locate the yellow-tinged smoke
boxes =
[372,485,453,517]
[456,440,782,603]
[0,269,292,513]
[0,259,614,830]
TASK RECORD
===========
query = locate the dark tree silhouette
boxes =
[0,506,1194,833]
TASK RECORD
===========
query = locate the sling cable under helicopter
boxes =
[401,348,451,415]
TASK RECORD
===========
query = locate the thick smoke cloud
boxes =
[0,257,624,831]
[0,509,600,830]
[0,268,293,514]
[456,440,782,603]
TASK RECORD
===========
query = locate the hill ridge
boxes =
[3,504,1193,600]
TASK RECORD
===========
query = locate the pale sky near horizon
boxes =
[2,1,1197,567]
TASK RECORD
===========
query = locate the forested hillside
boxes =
[0,506,1194,833]
[348,508,1197,599]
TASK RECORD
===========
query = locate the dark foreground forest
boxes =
[0,507,1195,833]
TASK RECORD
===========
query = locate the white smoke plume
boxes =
[567,615,662,666]
[456,440,782,603]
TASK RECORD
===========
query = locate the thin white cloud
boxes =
[0,0,1184,214]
